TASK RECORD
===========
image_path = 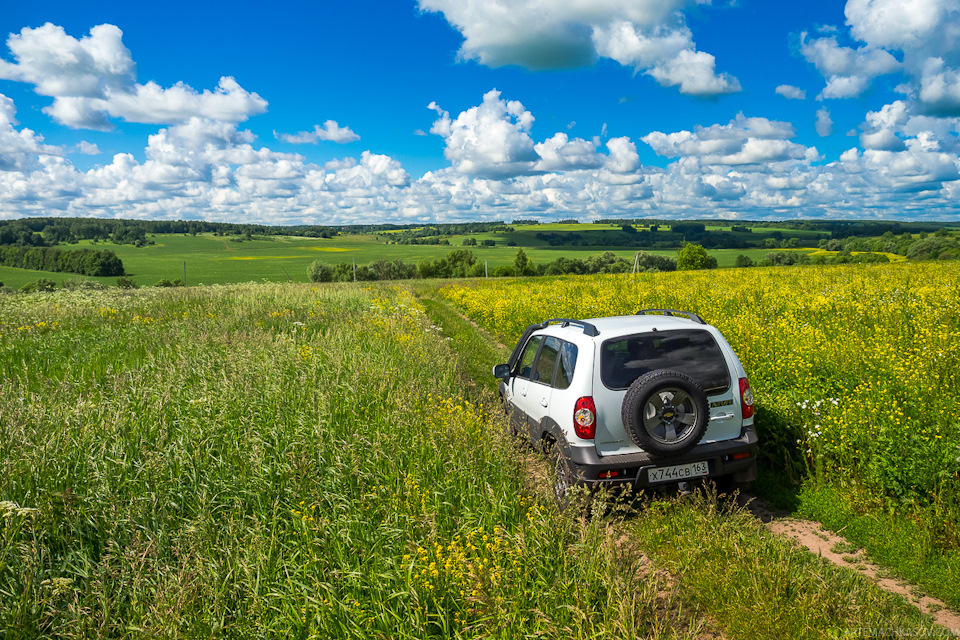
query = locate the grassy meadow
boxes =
[0,280,943,638]
[440,262,960,608]
[2,282,675,638]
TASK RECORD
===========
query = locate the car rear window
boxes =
[600,329,730,393]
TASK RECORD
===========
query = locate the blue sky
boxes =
[1,0,959,224]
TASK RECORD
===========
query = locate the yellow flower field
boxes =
[439,263,960,506]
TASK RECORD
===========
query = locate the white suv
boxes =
[493,310,757,501]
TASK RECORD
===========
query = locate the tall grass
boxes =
[1,283,710,638]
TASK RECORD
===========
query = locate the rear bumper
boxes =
[563,425,759,489]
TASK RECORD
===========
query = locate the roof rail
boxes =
[635,309,706,325]
[506,318,600,367]
[543,318,600,336]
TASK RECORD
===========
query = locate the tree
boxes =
[307,260,335,282]
[513,248,536,276]
[734,254,755,268]
[635,252,677,272]
[677,244,717,271]
[369,259,417,280]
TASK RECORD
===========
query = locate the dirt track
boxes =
[747,497,960,633]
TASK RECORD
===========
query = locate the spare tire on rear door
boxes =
[621,369,709,458]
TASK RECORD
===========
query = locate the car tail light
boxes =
[574,396,596,439]
[739,377,754,419]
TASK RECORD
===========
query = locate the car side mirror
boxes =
[492,363,511,380]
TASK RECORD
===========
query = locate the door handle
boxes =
[540,397,548,407]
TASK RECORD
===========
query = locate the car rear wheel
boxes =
[621,369,709,458]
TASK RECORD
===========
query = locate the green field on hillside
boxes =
[0,231,806,290]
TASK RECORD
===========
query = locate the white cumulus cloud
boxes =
[0,23,267,129]
[2,85,960,224]
[804,0,960,115]
[417,0,740,97]
[816,107,834,136]
[533,133,605,172]
[845,0,951,50]
[800,32,901,99]
[776,85,807,100]
[918,57,960,116]
[429,89,539,178]
[642,114,812,166]
[0,92,63,171]
[276,120,360,144]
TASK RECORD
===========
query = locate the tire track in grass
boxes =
[748,498,960,633]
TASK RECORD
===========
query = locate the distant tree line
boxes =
[377,222,509,245]
[595,218,950,237]
[816,228,959,259]
[3,216,955,252]
[307,249,678,283]
[0,245,124,276]
[734,230,960,268]
[0,217,339,247]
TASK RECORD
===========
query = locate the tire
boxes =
[550,446,574,511]
[621,369,709,458]
[501,394,519,438]
[715,476,751,497]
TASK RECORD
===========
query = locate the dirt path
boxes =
[747,498,960,633]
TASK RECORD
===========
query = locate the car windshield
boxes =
[600,329,730,393]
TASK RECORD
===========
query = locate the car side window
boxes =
[514,335,542,380]
[533,336,561,384]
[555,340,578,389]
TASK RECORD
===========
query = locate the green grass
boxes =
[1,282,951,637]
[414,289,511,400]
[628,488,937,639]
[796,484,960,608]
[0,283,714,638]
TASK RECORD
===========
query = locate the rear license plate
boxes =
[647,461,709,484]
